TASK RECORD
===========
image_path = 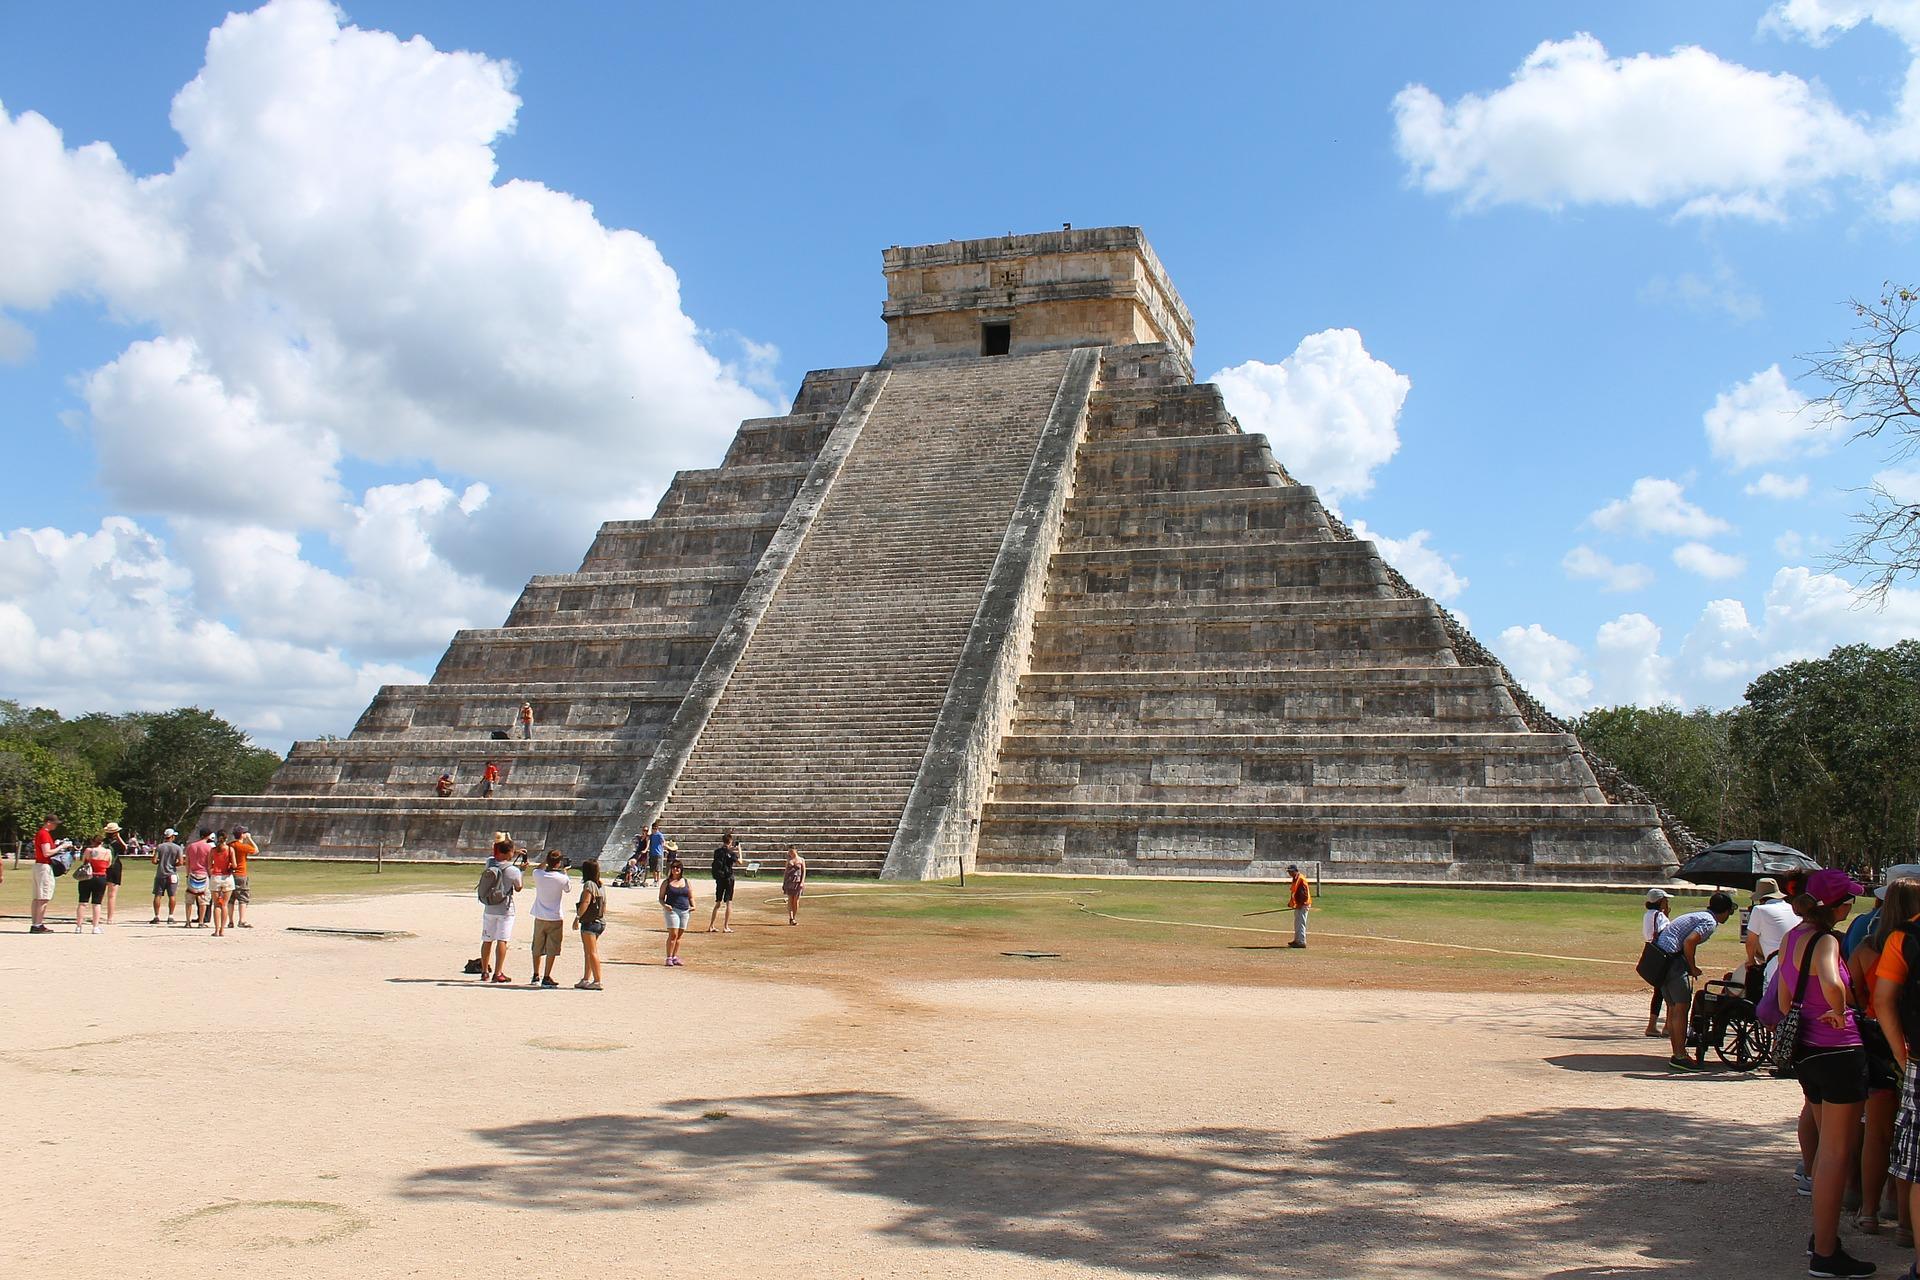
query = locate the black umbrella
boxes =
[1674,840,1821,891]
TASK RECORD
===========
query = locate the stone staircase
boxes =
[973,346,1673,883]
[198,366,870,859]
[654,350,1081,875]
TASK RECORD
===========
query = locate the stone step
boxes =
[1028,599,1456,672]
[1010,666,1528,733]
[1075,434,1283,492]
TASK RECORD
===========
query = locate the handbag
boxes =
[1636,938,1676,988]
[1769,929,1833,1077]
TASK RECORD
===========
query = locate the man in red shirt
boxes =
[182,829,214,928]
[30,815,59,933]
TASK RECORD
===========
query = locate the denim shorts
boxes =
[661,907,689,931]
[582,919,606,936]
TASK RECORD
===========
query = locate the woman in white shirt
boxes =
[1643,888,1671,1037]
[1745,877,1798,984]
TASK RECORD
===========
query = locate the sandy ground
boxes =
[0,882,1865,1279]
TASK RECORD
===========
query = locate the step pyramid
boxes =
[206,227,1686,883]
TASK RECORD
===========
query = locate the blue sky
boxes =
[3,0,1920,745]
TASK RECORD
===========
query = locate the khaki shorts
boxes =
[32,863,55,902]
[231,875,251,904]
[532,918,564,958]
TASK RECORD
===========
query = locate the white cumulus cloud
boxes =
[1562,544,1654,592]
[1590,476,1733,539]
[1393,33,1876,218]
[1211,328,1411,502]
[1704,365,1832,468]
[1673,541,1749,579]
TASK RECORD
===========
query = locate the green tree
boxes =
[1571,704,1753,841]
[1731,641,1920,869]
[0,739,122,846]
[108,707,282,833]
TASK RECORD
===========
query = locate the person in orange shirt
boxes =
[1871,880,1920,1273]
[482,761,500,798]
[519,701,535,740]
[228,827,258,929]
[1287,865,1312,949]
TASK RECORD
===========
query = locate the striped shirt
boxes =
[1655,910,1718,955]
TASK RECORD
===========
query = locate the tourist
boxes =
[477,837,525,984]
[1652,889,1737,1071]
[1871,882,1920,1276]
[647,821,667,886]
[229,826,257,928]
[1778,869,1873,1276]
[618,850,643,888]
[1748,878,1798,983]
[574,857,606,990]
[1643,887,1672,1037]
[101,821,127,924]
[1287,864,1312,949]
[783,846,806,925]
[482,760,500,798]
[151,828,182,925]
[1852,879,1920,1240]
[73,834,111,934]
[519,700,535,740]
[29,814,59,933]
[436,772,454,798]
[207,834,236,938]
[659,858,694,966]
[708,830,741,933]
[529,849,573,988]
[183,829,214,927]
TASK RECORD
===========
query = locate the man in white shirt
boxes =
[1745,877,1798,984]
[529,850,575,989]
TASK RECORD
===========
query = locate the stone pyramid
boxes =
[206,227,1682,882]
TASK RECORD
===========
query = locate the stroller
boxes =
[1686,966,1774,1071]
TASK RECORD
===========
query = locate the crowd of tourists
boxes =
[1641,865,1920,1277]
[11,816,257,937]
[468,821,808,987]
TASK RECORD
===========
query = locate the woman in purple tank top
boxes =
[1778,868,1872,1277]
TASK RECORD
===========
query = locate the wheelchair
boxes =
[1685,969,1774,1072]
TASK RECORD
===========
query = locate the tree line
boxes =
[1573,640,1920,871]
[0,701,281,845]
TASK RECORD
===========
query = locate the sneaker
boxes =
[1288,941,1307,949]
[1809,1246,1877,1277]
[75,924,83,933]
[1795,1172,1815,1197]
[1667,1057,1702,1073]
[29,925,49,934]
[91,926,102,935]
[540,977,558,989]
[529,973,540,986]
[149,916,160,925]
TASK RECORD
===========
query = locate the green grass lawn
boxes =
[0,857,1753,987]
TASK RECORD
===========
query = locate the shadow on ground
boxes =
[402,1093,1793,1276]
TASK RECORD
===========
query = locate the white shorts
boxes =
[32,863,54,901]
[661,907,690,931]
[480,913,516,943]
[210,875,235,895]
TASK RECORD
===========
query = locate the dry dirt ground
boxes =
[0,880,1851,1279]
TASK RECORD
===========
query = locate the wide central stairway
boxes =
[654,351,1078,873]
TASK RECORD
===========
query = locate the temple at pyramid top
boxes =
[204,225,1689,883]
[881,227,1195,364]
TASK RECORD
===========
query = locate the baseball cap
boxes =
[1644,887,1671,905]
[1807,868,1867,906]
[162,828,177,838]
[1752,878,1784,903]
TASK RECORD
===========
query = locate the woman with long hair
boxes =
[658,858,694,967]
[1853,878,1920,1242]
[782,846,806,926]
[1781,869,1875,1277]
[574,857,606,990]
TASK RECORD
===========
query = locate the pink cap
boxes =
[1807,868,1866,906]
